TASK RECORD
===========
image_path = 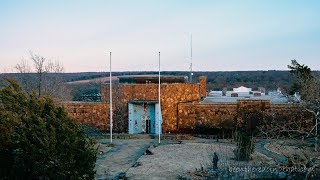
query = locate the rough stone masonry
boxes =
[63,76,313,133]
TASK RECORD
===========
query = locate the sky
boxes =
[0,0,319,72]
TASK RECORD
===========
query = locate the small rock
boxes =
[152,144,157,148]
[116,172,126,179]
[107,144,115,147]
[145,149,153,155]
[132,162,142,167]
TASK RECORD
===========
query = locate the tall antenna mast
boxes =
[189,34,193,83]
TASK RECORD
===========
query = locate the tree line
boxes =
[3,70,320,101]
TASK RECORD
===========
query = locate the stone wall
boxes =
[177,103,237,131]
[101,83,202,132]
[269,104,312,122]
[237,100,271,112]
[62,100,313,134]
[199,76,207,98]
[63,102,111,130]
[177,100,272,133]
[177,101,313,133]
[270,104,302,113]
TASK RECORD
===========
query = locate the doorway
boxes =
[128,101,156,134]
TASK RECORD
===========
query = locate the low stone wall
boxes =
[62,73,313,134]
[177,101,313,133]
[269,104,312,122]
[62,101,313,135]
[177,103,237,131]
[63,102,111,130]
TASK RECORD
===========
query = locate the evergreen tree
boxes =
[288,60,320,151]
[0,79,97,179]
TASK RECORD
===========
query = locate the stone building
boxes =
[64,75,312,135]
[101,75,207,133]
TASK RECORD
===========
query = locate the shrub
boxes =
[233,130,255,161]
[0,79,97,179]
[233,109,262,161]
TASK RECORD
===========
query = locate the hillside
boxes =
[2,70,319,101]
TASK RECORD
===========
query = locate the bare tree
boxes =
[15,58,33,94]
[15,58,31,74]
[42,59,66,98]
[257,110,313,139]
[288,60,320,151]
[15,51,70,101]
[29,51,47,97]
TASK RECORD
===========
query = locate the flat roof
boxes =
[128,100,159,104]
[201,95,289,104]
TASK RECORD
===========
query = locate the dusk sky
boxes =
[1,0,319,72]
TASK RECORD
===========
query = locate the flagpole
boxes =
[109,52,113,143]
[158,51,161,144]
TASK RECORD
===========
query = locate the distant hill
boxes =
[65,76,118,85]
[62,71,299,92]
[2,71,319,101]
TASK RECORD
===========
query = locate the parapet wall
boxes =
[178,103,237,131]
[63,102,111,130]
[177,101,312,133]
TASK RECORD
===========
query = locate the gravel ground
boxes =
[94,138,282,179]
[125,142,236,179]
[95,139,232,179]
[95,139,155,179]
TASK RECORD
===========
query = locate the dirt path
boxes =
[95,139,156,179]
[255,139,288,165]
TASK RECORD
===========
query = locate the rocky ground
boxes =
[94,136,284,179]
[265,139,320,178]
[180,139,320,179]
[125,142,235,179]
[94,137,232,179]
[90,129,320,180]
